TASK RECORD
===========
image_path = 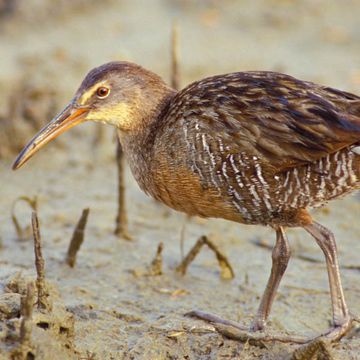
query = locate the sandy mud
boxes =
[0,1,360,359]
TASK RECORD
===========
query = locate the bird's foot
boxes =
[185,310,308,345]
[186,311,357,345]
[318,316,355,342]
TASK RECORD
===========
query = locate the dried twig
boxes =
[20,282,34,345]
[179,215,191,261]
[148,242,164,276]
[252,238,360,270]
[130,242,165,277]
[253,238,322,264]
[176,236,204,275]
[12,282,36,360]
[179,221,186,261]
[11,196,38,240]
[66,208,90,267]
[176,235,234,279]
[204,237,235,279]
[31,211,50,311]
[114,136,132,240]
[170,21,180,90]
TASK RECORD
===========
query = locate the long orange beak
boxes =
[12,102,89,170]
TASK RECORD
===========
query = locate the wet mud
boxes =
[1,1,360,359]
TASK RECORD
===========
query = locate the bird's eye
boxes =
[96,86,110,98]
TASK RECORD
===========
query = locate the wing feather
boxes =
[168,71,360,172]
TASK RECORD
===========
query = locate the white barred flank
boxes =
[253,157,273,212]
[231,200,251,220]
[280,148,359,211]
[201,133,221,192]
[184,122,359,223]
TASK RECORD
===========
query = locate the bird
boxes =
[13,61,360,343]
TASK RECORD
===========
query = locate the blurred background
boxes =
[1,0,360,159]
[0,1,360,359]
[1,0,360,158]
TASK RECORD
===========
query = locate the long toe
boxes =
[185,310,308,344]
[185,310,247,330]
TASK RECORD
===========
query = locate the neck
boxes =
[117,88,176,194]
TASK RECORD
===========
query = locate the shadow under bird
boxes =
[13,61,360,343]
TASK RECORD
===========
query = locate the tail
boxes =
[348,97,360,129]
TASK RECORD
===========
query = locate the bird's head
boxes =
[12,61,173,170]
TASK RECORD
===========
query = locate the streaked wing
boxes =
[169,71,360,173]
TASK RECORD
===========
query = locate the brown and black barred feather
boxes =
[148,72,360,226]
[165,71,360,169]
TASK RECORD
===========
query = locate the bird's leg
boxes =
[250,226,290,331]
[304,221,352,340]
[186,222,354,344]
[188,227,290,332]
